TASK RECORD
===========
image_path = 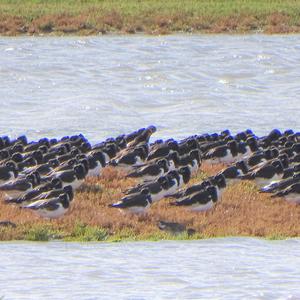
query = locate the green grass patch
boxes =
[25,225,58,241]
[66,222,109,241]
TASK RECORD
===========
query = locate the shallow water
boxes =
[0,35,299,143]
[1,35,300,299]
[1,238,300,299]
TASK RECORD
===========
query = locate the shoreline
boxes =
[1,0,300,36]
[1,21,299,37]
[1,163,300,242]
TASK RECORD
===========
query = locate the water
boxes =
[0,238,300,299]
[1,35,300,298]
[0,35,299,143]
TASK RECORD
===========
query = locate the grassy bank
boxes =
[1,163,300,242]
[1,0,300,35]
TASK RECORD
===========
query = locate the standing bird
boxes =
[109,189,152,214]
[239,161,284,187]
[170,186,218,212]
[23,193,72,219]
[126,159,169,182]
[44,164,87,190]
[260,172,300,193]
[271,183,300,204]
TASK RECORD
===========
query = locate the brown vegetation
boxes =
[0,11,300,36]
[1,162,300,241]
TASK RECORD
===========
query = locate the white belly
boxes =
[151,190,166,202]
[4,189,32,200]
[123,205,149,214]
[142,170,164,182]
[285,194,300,204]
[219,153,236,164]
[87,165,102,177]
[189,201,214,212]
[164,184,178,197]
[37,205,68,219]
[190,160,199,175]
[255,174,282,187]
[64,179,83,190]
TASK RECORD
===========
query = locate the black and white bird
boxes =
[211,174,227,198]
[0,161,18,184]
[44,164,87,190]
[86,151,106,177]
[109,189,152,214]
[19,159,60,177]
[110,146,147,171]
[177,149,201,175]
[5,178,63,206]
[170,186,218,212]
[169,179,212,200]
[0,172,41,199]
[271,183,300,204]
[239,161,284,187]
[218,160,248,184]
[260,172,300,194]
[147,140,179,161]
[23,193,72,219]
[26,185,73,204]
[204,140,239,164]
[126,175,179,202]
[126,159,169,182]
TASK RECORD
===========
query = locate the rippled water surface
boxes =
[0,35,299,143]
[1,238,300,299]
[1,35,300,299]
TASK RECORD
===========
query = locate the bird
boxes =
[239,161,284,187]
[85,152,106,177]
[109,189,152,214]
[25,185,73,204]
[126,175,178,203]
[110,146,147,171]
[23,193,72,219]
[176,149,201,175]
[147,140,179,161]
[19,159,60,177]
[218,160,248,184]
[158,220,186,234]
[0,161,18,184]
[43,164,87,190]
[170,186,218,212]
[0,172,41,199]
[127,125,156,148]
[126,158,169,182]
[260,172,300,194]
[168,179,212,200]
[5,178,63,206]
[176,166,192,188]
[158,220,195,236]
[204,140,239,164]
[271,183,300,204]
[210,174,227,198]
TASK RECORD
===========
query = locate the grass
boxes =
[1,162,300,242]
[1,0,300,35]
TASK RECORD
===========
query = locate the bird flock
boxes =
[1,126,300,219]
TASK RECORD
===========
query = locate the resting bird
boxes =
[170,186,218,212]
[0,172,41,199]
[108,189,152,214]
[23,193,72,219]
